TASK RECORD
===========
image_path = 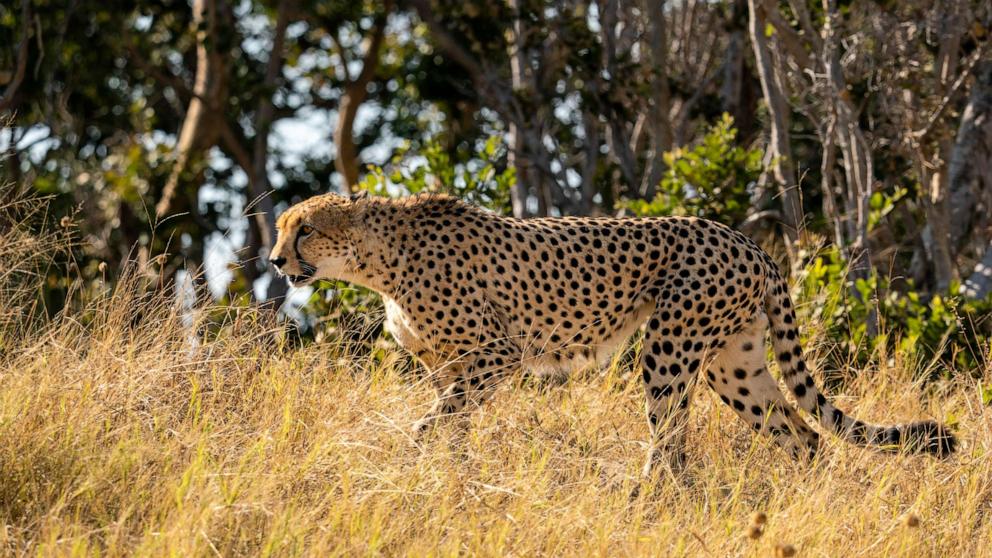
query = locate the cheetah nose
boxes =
[269,256,287,269]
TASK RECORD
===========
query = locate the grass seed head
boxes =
[775,543,797,557]
[751,511,767,526]
[746,524,763,540]
[905,513,920,528]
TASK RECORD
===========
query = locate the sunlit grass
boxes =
[2,291,990,556]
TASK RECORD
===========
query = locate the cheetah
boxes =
[269,192,956,474]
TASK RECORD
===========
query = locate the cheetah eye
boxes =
[300,225,314,236]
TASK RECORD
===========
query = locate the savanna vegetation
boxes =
[2,0,992,555]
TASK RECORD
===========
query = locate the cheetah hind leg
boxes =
[706,313,820,460]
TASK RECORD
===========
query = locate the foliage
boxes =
[620,114,763,227]
[868,185,909,232]
[357,134,515,216]
[797,247,992,375]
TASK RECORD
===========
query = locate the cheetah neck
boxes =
[334,195,476,303]
[335,200,409,298]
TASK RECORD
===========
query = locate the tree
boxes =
[327,0,393,192]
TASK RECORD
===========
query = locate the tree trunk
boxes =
[508,0,533,218]
[963,240,992,299]
[0,0,31,115]
[820,0,877,335]
[818,114,846,251]
[599,0,639,195]
[639,0,672,198]
[908,0,966,292]
[332,2,390,193]
[578,110,601,215]
[918,143,957,292]
[747,0,801,245]
[719,0,758,143]
[243,215,264,295]
[959,62,992,299]
[250,0,293,306]
[948,62,992,252]
[156,0,230,220]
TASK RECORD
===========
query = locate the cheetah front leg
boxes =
[639,314,707,477]
[413,349,464,396]
[413,338,521,436]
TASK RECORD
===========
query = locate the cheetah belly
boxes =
[524,300,655,376]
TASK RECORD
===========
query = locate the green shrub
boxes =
[359,135,514,215]
[620,114,763,226]
[797,247,991,376]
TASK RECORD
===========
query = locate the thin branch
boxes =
[155,0,228,219]
[353,7,389,88]
[912,42,989,141]
[409,0,486,86]
[761,1,814,71]
[784,0,822,53]
[250,0,293,248]
[328,30,353,83]
[217,119,254,176]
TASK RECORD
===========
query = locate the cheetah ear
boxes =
[349,190,369,202]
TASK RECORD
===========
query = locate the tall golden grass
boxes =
[1,192,990,557]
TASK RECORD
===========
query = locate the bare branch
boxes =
[912,43,989,141]
[328,30,353,83]
[762,0,814,71]
[784,0,822,53]
[217,119,255,177]
[409,0,487,85]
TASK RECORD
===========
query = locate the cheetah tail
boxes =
[763,271,956,457]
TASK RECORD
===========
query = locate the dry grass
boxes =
[2,200,991,557]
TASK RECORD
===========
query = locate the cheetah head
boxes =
[269,193,365,287]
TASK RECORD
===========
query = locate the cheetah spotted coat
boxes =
[270,193,955,474]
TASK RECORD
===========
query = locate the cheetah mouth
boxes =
[286,273,314,287]
[283,259,317,288]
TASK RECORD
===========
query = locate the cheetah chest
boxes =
[383,298,432,355]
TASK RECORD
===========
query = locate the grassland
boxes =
[1,203,991,557]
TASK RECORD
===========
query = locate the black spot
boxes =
[645,353,660,370]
